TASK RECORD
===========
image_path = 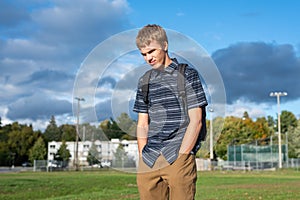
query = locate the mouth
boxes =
[149,59,156,65]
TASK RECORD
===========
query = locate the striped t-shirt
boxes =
[133,58,208,167]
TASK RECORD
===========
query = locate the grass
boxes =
[0,169,299,200]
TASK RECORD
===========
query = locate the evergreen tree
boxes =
[117,113,136,140]
[100,118,125,139]
[54,141,71,168]
[29,137,47,163]
[44,116,61,142]
[60,124,76,141]
[55,141,71,162]
[113,144,127,168]
[87,143,101,166]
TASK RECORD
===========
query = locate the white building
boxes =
[48,139,138,167]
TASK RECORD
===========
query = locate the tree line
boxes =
[0,111,299,166]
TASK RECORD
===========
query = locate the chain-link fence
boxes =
[33,160,69,172]
[195,159,300,171]
[194,144,300,171]
[228,144,288,163]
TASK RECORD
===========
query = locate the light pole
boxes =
[286,132,289,168]
[208,107,214,161]
[75,97,85,171]
[270,91,287,169]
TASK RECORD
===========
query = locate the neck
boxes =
[163,54,172,68]
[155,53,172,71]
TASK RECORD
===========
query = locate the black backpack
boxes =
[141,63,207,142]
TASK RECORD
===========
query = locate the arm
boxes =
[179,107,202,154]
[136,113,149,155]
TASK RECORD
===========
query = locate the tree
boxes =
[79,123,107,142]
[288,120,300,158]
[280,110,297,134]
[60,124,76,141]
[7,122,40,165]
[197,116,225,158]
[44,116,61,142]
[29,137,47,163]
[100,118,125,140]
[267,115,275,129]
[99,113,137,140]
[215,116,271,160]
[55,141,71,162]
[117,113,136,140]
[53,141,71,168]
[0,141,9,166]
[243,111,250,119]
[113,144,127,168]
[87,143,101,166]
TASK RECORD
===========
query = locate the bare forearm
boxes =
[137,124,148,155]
[179,121,202,153]
[179,107,202,154]
[136,113,149,155]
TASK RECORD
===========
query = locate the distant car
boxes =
[22,162,32,167]
[92,163,101,168]
[48,160,61,168]
[101,160,111,168]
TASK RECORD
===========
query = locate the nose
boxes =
[145,53,153,62]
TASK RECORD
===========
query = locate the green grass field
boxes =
[0,169,299,200]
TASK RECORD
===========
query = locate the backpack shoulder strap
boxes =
[177,63,188,99]
[141,70,152,104]
[141,63,187,105]
[177,63,207,142]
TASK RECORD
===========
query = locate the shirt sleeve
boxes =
[185,67,208,110]
[133,75,149,113]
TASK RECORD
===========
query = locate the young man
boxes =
[133,24,208,200]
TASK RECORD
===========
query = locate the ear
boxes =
[163,41,168,52]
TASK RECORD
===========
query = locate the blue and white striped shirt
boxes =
[133,58,208,167]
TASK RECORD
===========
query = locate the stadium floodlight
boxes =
[269,92,287,169]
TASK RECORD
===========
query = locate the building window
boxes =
[50,145,55,149]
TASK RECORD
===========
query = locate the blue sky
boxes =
[0,0,299,130]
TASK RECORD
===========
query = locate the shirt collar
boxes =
[164,58,178,74]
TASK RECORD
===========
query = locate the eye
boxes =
[148,49,156,54]
[140,49,156,56]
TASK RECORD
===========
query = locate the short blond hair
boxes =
[136,24,168,49]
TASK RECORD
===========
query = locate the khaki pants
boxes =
[137,153,197,200]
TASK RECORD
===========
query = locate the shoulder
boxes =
[138,69,152,83]
[180,64,199,77]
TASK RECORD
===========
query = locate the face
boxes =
[139,40,167,70]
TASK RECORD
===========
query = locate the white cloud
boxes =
[226,99,268,119]
[0,0,132,130]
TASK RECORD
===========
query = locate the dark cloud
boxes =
[0,0,132,127]
[19,69,74,91]
[7,93,72,120]
[0,1,30,27]
[95,100,113,122]
[93,99,137,123]
[212,42,300,104]
[32,0,130,48]
[98,76,117,88]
